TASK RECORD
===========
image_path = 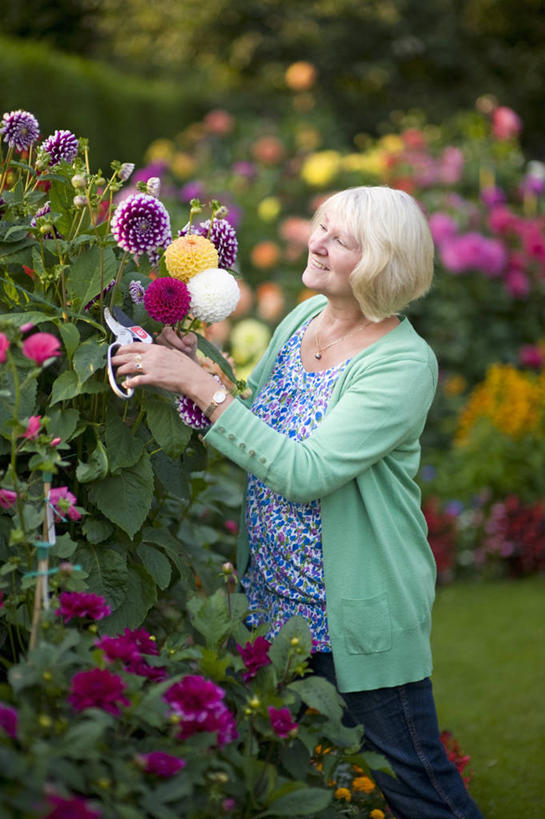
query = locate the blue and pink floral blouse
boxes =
[242,320,351,650]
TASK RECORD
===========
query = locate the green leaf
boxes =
[151,450,190,500]
[58,322,81,358]
[56,713,113,759]
[73,338,107,383]
[82,518,114,544]
[287,676,344,723]
[76,440,109,483]
[48,178,77,237]
[186,588,239,648]
[100,564,157,633]
[141,527,190,582]
[105,413,145,472]
[0,368,37,435]
[144,395,192,458]
[269,616,313,677]
[47,407,80,442]
[136,543,171,589]
[264,786,332,816]
[88,452,154,537]
[50,370,80,404]
[197,334,238,383]
[51,532,78,558]
[76,543,128,610]
[66,245,117,312]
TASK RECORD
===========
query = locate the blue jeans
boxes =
[310,653,484,819]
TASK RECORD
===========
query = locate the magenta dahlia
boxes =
[45,794,101,819]
[268,706,298,738]
[144,276,191,324]
[136,751,186,777]
[0,702,17,739]
[180,218,238,269]
[68,668,130,715]
[164,674,238,747]
[111,193,171,258]
[0,110,40,152]
[175,394,211,431]
[236,636,272,681]
[41,129,79,166]
[56,591,111,623]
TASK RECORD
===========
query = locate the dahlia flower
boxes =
[187,267,240,323]
[0,332,10,363]
[118,162,135,182]
[0,703,17,739]
[164,235,218,282]
[56,591,111,623]
[164,674,238,747]
[180,218,238,269]
[268,705,298,738]
[111,193,171,258]
[136,751,186,777]
[30,202,62,239]
[21,332,61,365]
[95,627,166,680]
[0,110,40,152]
[129,279,146,304]
[144,276,191,324]
[68,668,130,715]
[0,489,17,510]
[40,129,79,166]
[49,486,81,522]
[45,794,100,819]
[236,636,272,681]
[175,394,211,430]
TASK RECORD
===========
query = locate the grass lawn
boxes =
[431,576,545,818]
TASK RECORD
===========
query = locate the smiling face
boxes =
[302,212,362,302]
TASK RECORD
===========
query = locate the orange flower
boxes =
[334,787,351,802]
[251,136,285,165]
[203,109,234,135]
[370,811,385,819]
[352,776,375,793]
[250,241,280,269]
[256,282,285,322]
[285,61,317,91]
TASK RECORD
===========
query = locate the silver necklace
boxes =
[314,318,373,360]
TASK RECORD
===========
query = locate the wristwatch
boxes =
[204,388,228,419]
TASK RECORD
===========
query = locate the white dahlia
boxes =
[188,268,240,324]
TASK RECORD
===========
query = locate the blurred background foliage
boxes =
[2,0,545,168]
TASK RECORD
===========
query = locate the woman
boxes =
[114,186,483,819]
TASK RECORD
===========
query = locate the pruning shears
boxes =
[104,306,153,399]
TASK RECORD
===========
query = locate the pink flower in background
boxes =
[164,675,238,747]
[519,345,545,369]
[480,186,506,208]
[45,794,101,819]
[268,706,298,738]
[21,332,61,365]
[0,702,17,739]
[23,415,41,440]
[237,636,272,681]
[440,232,507,276]
[0,590,4,607]
[504,267,530,297]
[491,106,522,141]
[57,591,111,623]
[438,146,464,184]
[49,486,81,521]
[0,332,9,363]
[487,205,521,235]
[0,489,17,509]
[428,212,458,245]
[68,668,130,715]
[136,751,186,777]
[96,628,166,681]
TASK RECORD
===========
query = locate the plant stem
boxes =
[108,251,129,307]
[0,146,14,193]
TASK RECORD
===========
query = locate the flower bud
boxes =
[73,195,87,208]
[71,174,87,189]
[221,562,235,576]
[39,714,52,728]
[95,177,106,187]
[215,206,228,220]
[42,671,53,681]
[39,223,53,235]
[118,162,135,182]
[208,771,229,784]
[51,437,62,447]
[290,637,300,647]
[248,696,260,709]
[146,177,161,197]
[59,561,74,574]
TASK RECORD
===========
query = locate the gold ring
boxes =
[135,361,143,371]
[135,353,143,363]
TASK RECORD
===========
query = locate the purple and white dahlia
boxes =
[175,394,211,431]
[30,202,62,239]
[111,193,171,257]
[0,110,40,152]
[40,129,79,166]
[180,218,238,269]
[129,279,146,304]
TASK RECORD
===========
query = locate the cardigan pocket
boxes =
[341,593,392,654]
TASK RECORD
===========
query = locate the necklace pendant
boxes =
[314,352,322,360]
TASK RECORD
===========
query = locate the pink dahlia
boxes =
[68,668,130,715]
[45,793,101,819]
[144,276,191,324]
[0,109,40,152]
[268,706,298,738]
[136,751,186,777]
[111,193,171,257]
[21,332,61,365]
[56,591,111,623]
[0,332,9,363]
[0,489,17,509]
[49,486,81,522]
[0,702,17,739]
[236,636,272,681]
[95,628,166,680]
[41,130,79,166]
[164,674,238,747]
[180,218,238,269]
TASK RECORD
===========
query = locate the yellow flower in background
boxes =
[145,138,175,162]
[370,811,385,819]
[285,61,317,91]
[258,196,281,222]
[456,364,545,442]
[301,151,341,187]
[334,787,352,802]
[379,134,404,154]
[170,152,195,179]
[295,126,321,151]
[341,149,387,176]
[164,235,218,283]
[443,374,467,397]
[352,776,376,793]
[230,318,271,368]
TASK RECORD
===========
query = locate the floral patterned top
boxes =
[242,320,351,650]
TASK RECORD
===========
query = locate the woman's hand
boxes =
[111,342,203,395]
[156,326,198,360]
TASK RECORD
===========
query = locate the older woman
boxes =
[114,186,483,819]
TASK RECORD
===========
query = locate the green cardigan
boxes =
[205,295,438,692]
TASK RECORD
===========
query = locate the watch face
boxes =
[213,390,227,404]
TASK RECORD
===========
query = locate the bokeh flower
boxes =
[111,193,171,258]
[250,241,280,269]
[187,267,240,323]
[1,109,40,152]
[68,668,130,715]
[144,276,191,325]
[0,332,10,363]
[334,787,351,802]
[492,106,522,141]
[251,135,285,165]
[203,109,234,135]
[21,332,61,365]
[0,489,17,509]
[40,130,79,166]
[256,282,285,322]
[136,751,186,777]
[285,61,317,91]
[236,636,272,681]
[352,776,375,793]
[180,218,238,269]
[49,486,82,521]
[44,794,101,819]
[56,591,112,623]
[164,235,218,282]
[230,319,271,368]
[301,151,341,187]
[268,706,298,738]
[0,702,17,739]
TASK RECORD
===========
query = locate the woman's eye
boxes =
[336,237,346,246]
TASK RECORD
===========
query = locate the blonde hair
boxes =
[313,186,434,321]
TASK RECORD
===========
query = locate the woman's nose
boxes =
[309,230,327,254]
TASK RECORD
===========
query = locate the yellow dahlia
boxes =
[164,235,219,283]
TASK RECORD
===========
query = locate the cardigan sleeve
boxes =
[204,353,437,504]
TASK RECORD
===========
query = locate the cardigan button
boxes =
[218,426,226,433]
[239,442,246,449]
[248,449,256,456]
[228,433,235,440]
[259,456,267,464]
